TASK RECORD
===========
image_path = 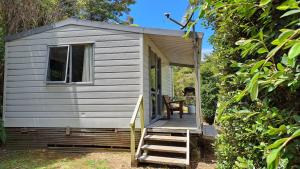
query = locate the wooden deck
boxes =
[148,113,197,130]
[147,112,218,138]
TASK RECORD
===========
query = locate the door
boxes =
[149,48,162,121]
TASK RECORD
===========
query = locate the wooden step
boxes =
[138,155,187,166]
[141,144,186,154]
[144,135,187,142]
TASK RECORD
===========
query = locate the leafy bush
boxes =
[186,0,300,168]
[200,56,219,124]
[173,66,195,100]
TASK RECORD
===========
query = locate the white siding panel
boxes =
[94,59,139,66]
[94,46,139,54]
[7,69,45,76]
[94,65,139,73]
[8,51,47,58]
[7,91,139,99]
[7,105,135,112]
[7,45,47,52]
[7,63,46,70]
[4,117,140,128]
[23,28,128,40]
[7,75,45,81]
[7,56,46,64]
[94,53,139,61]
[6,112,135,118]
[95,39,140,48]
[6,85,140,93]
[8,34,140,46]
[94,72,140,79]
[6,98,138,105]
[4,24,143,128]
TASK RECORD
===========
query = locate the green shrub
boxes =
[200,56,219,124]
[186,0,300,168]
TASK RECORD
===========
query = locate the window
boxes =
[47,44,93,83]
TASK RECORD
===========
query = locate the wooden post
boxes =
[140,98,145,134]
[130,123,137,167]
[193,25,203,131]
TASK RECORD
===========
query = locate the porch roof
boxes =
[147,34,200,67]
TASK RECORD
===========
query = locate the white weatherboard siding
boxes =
[4,25,142,128]
[143,36,172,124]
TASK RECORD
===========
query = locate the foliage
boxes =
[200,56,219,124]
[186,0,300,168]
[173,66,195,99]
[0,0,135,35]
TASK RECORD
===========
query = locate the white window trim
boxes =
[45,43,94,85]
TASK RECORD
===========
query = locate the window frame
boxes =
[45,43,94,85]
[46,45,70,84]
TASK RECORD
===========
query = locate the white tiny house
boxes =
[3,18,203,153]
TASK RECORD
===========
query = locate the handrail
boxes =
[130,95,144,166]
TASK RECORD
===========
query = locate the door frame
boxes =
[148,47,162,123]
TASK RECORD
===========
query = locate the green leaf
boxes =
[281,54,296,67]
[290,129,300,139]
[215,2,223,9]
[288,42,300,59]
[276,30,295,44]
[276,0,299,11]
[259,0,271,6]
[281,9,300,17]
[267,148,281,169]
[293,115,300,123]
[257,47,268,54]
[277,63,284,71]
[258,30,264,41]
[249,73,259,101]
[250,81,258,101]
[251,60,265,73]
[267,138,288,149]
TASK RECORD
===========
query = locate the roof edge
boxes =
[5,18,203,42]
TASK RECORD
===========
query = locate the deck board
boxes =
[147,112,218,138]
[147,113,197,129]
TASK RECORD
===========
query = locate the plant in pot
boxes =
[186,97,196,114]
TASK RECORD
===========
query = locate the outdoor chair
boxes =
[163,95,184,119]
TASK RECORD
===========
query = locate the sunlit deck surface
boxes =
[148,113,197,129]
[147,112,217,139]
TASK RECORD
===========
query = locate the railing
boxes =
[129,95,144,166]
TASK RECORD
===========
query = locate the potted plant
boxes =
[186,96,195,114]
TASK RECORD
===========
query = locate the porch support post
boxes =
[193,26,203,131]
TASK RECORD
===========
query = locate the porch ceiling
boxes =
[147,34,197,67]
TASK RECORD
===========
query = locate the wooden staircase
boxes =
[135,128,190,168]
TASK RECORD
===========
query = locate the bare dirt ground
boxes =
[0,148,216,169]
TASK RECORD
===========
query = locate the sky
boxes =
[124,0,214,56]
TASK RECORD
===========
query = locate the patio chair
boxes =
[163,95,184,119]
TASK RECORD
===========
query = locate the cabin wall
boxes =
[142,36,172,125]
[4,25,142,128]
